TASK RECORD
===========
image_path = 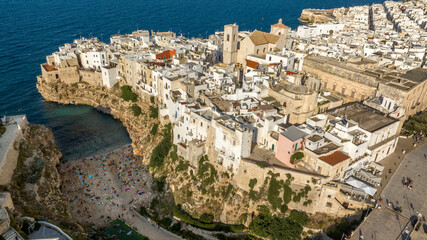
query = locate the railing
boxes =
[37,221,73,240]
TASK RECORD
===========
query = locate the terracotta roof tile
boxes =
[246,59,259,69]
[271,22,289,29]
[319,151,350,166]
[249,30,280,46]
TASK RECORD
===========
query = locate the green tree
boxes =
[288,210,308,226]
[149,124,172,169]
[249,206,304,240]
[131,104,142,116]
[200,213,214,223]
[120,85,138,102]
[290,152,304,164]
[249,178,258,189]
[150,106,159,118]
[150,123,159,135]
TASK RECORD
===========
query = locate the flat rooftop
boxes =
[327,103,398,132]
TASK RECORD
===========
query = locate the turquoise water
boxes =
[0,0,389,161]
[41,103,131,160]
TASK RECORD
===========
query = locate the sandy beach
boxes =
[59,145,155,227]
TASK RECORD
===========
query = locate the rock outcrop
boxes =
[3,124,88,239]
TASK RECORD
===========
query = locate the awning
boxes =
[345,177,377,196]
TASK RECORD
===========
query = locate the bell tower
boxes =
[223,23,238,64]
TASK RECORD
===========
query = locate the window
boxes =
[227,34,230,41]
[332,84,336,91]
[336,70,340,74]
[326,202,333,207]
[200,122,203,127]
[355,75,359,80]
[327,67,331,72]
[324,82,328,89]
[233,140,236,146]
[263,48,265,53]
[366,80,369,84]
[257,49,259,54]
[341,88,346,95]
[193,119,195,123]
[351,90,356,98]
[223,134,227,141]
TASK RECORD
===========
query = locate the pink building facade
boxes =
[275,126,308,168]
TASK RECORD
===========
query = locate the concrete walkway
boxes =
[373,137,426,199]
[123,208,183,240]
[0,115,27,185]
[352,143,427,240]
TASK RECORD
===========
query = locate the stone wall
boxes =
[235,159,327,193]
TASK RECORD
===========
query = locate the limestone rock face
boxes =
[36,80,320,226]
[37,80,161,164]
[5,123,88,239]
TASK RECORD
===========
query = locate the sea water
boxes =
[0,0,389,160]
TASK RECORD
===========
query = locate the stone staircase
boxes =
[2,228,25,240]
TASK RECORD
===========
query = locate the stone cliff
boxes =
[1,124,90,239]
[37,80,163,161]
[37,79,323,227]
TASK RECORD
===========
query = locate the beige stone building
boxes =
[303,56,378,102]
[223,24,239,65]
[268,84,317,124]
[237,30,280,65]
[303,56,427,120]
[376,68,427,119]
[270,19,289,37]
[40,56,80,85]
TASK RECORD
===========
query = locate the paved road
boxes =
[352,143,427,240]
[124,208,183,240]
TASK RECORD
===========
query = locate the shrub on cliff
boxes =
[120,85,138,102]
[290,152,304,164]
[150,123,159,135]
[131,104,142,117]
[200,213,214,223]
[249,205,304,240]
[149,106,158,118]
[149,124,172,169]
[249,178,258,189]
